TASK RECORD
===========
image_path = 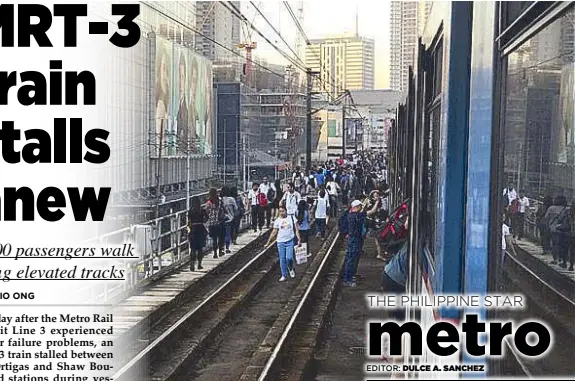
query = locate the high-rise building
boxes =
[305,34,375,98]
[390,1,431,93]
[196,2,241,63]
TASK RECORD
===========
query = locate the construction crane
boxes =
[237,41,257,88]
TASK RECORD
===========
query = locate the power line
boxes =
[283,2,309,45]
[223,1,308,72]
[281,2,339,101]
[249,1,305,67]
[140,1,286,80]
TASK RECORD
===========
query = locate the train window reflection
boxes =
[502,7,575,270]
[422,38,443,259]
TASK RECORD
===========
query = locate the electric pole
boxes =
[342,94,346,159]
[223,118,227,185]
[156,118,165,218]
[306,68,312,171]
[186,136,190,212]
[242,133,247,191]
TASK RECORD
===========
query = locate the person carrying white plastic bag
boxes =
[266,205,302,282]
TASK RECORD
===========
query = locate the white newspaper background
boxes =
[0,2,140,379]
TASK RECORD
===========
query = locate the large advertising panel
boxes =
[154,36,213,156]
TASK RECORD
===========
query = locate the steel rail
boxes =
[112,241,276,380]
[257,232,341,381]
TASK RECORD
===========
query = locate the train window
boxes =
[422,37,444,259]
[502,6,574,265]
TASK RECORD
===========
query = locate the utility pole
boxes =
[274,135,278,179]
[186,136,190,212]
[242,133,247,191]
[306,68,312,171]
[223,118,227,185]
[342,94,346,159]
[155,119,165,218]
[355,120,358,152]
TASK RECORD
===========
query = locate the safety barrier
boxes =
[76,190,251,304]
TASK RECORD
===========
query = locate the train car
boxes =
[388,1,575,378]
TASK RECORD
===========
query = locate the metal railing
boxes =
[75,190,251,304]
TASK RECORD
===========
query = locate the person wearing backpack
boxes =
[281,183,302,220]
[258,176,275,229]
[314,189,330,239]
[221,186,238,254]
[205,188,226,258]
[292,167,305,194]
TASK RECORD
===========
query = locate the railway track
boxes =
[112,223,343,381]
[257,234,346,381]
[109,230,272,377]
[496,252,575,377]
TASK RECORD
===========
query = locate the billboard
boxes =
[154,36,214,156]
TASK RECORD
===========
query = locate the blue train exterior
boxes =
[388,2,574,378]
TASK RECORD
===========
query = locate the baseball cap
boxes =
[351,200,362,208]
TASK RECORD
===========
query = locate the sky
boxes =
[240,1,392,89]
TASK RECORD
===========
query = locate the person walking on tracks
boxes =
[248,182,261,233]
[188,196,208,271]
[258,176,276,229]
[266,205,302,282]
[221,186,238,254]
[313,189,330,240]
[205,188,226,259]
[281,183,302,220]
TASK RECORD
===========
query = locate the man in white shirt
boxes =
[258,176,276,228]
[281,183,301,219]
[515,190,530,240]
[504,185,517,206]
[326,179,340,218]
[314,189,330,239]
[248,183,261,233]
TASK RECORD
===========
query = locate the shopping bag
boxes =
[295,243,308,264]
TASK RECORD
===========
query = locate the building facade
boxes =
[95,1,216,223]
[306,34,375,98]
[390,1,431,93]
[214,82,261,187]
[196,2,241,63]
[348,89,402,151]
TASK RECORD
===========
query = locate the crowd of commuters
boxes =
[504,185,575,271]
[186,151,403,287]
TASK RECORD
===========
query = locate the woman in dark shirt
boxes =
[188,196,207,271]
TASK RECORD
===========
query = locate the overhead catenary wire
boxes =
[283,2,309,45]
[222,1,308,72]
[140,1,286,80]
[281,2,340,102]
[248,1,305,68]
